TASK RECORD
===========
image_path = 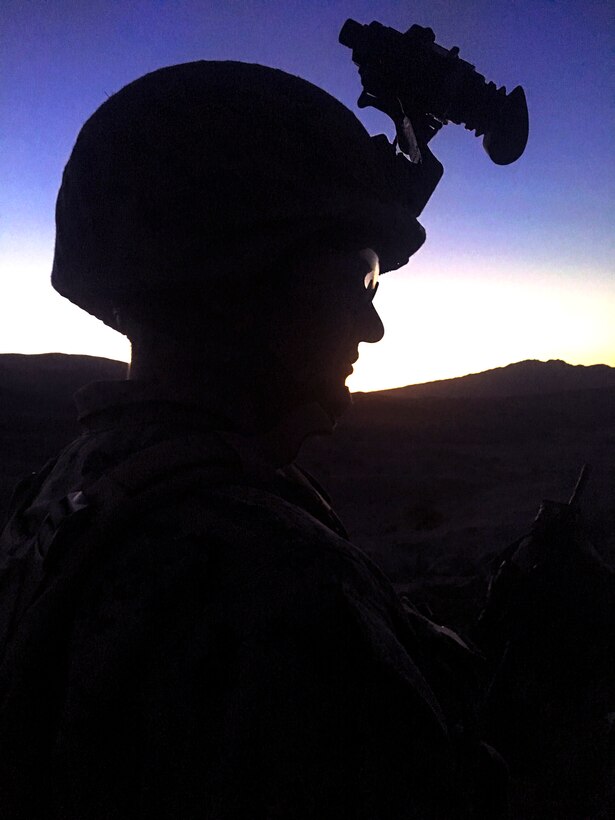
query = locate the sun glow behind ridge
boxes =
[2,247,614,393]
[346,260,615,393]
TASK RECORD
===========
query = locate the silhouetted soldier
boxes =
[0,62,506,818]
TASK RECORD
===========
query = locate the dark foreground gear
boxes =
[477,499,615,817]
[52,61,430,328]
[0,381,503,819]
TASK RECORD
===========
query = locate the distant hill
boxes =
[0,351,614,637]
[373,359,615,399]
[0,353,126,407]
[1,353,614,561]
[0,354,127,505]
[2,355,614,405]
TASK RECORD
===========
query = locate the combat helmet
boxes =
[51,60,432,328]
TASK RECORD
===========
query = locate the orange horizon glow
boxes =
[346,264,615,391]
[2,249,614,394]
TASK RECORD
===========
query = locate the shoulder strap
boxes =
[75,432,243,528]
[0,432,244,662]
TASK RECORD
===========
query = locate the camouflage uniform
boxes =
[0,380,491,819]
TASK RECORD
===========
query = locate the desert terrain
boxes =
[1,353,614,627]
[303,360,615,626]
[0,353,613,817]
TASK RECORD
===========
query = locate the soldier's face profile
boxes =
[274,245,385,420]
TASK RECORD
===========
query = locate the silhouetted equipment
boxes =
[51,61,432,329]
[477,464,615,813]
[568,462,590,507]
[340,19,529,165]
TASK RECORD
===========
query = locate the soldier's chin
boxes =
[317,380,352,423]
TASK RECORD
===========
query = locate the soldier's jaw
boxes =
[311,370,353,422]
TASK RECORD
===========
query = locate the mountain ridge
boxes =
[1,353,614,400]
[366,358,615,399]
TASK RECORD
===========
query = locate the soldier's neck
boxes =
[129,342,305,438]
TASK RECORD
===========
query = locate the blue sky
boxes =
[1,0,613,390]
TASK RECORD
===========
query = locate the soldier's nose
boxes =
[358,302,385,344]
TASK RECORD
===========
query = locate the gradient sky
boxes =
[1,0,613,391]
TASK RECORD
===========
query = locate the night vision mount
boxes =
[340,18,529,166]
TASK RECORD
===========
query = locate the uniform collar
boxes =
[74,380,334,469]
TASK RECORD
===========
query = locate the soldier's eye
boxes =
[360,248,380,297]
[364,269,380,292]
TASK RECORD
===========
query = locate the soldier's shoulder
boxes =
[95,480,398,634]
[155,481,382,587]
